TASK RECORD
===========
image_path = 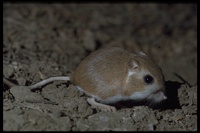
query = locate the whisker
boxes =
[148,100,154,108]
[145,99,152,107]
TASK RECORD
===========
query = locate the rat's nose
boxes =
[163,95,167,100]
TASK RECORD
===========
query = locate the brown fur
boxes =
[71,47,164,100]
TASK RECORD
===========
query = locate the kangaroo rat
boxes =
[4,47,167,112]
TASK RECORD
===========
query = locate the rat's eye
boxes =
[144,75,154,84]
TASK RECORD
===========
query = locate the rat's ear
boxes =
[128,60,139,70]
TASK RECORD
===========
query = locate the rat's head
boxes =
[123,51,167,103]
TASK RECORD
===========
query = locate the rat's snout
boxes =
[163,94,167,100]
[152,90,167,103]
[160,85,167,100]
[160,91,167,101]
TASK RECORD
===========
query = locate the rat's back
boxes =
[71,47,130,100]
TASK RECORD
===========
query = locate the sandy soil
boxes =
[3,3,197,131]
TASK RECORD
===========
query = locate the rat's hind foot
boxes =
[87,98,117,112]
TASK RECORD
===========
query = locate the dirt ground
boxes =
[3,3,197,131]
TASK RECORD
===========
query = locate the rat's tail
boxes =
[29,76,70,89]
